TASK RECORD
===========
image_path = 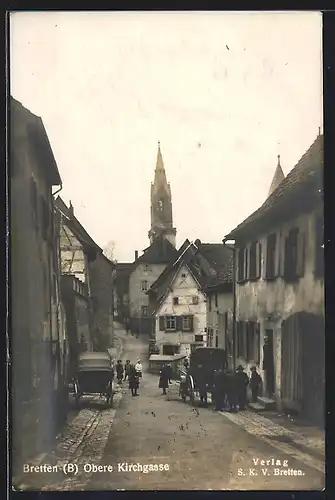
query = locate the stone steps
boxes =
[249,396,276,412]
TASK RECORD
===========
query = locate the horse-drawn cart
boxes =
[72,352,115,407]
[179,347,227,405]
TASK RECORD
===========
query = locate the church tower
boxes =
[148,142,177,247]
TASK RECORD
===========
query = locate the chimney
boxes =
[135,250,138,260]
[69,200,74,217]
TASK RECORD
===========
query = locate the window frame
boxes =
[140,280,148,291]
[165,315,176,331]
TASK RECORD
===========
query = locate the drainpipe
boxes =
[223,238,236,372]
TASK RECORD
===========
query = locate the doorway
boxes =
[264,329,275,396]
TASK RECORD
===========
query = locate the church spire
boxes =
[149,142,176,247]
[268,154,285,197]
[153,141,168,192]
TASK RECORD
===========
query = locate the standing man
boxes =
[124,360,131,381]
[235,365,249,410]
[263,336,274,397]
[159,364,170,395]
[128,364,139,396]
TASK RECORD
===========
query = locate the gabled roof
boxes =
[10,97,62,186]
[197,242,233,287]
[136,235,178,265]
[147,239,233,312]
[55,196,103,253]
[225,133,323,240]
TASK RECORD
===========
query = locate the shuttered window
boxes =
[237,248,245,282]
[266,233,277,279]
[159,316,165,331]
[165,316,176,331]
[284,228,305,282]
[249,242,257,279]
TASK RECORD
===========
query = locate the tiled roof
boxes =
[55,197,103,252]
[148,239,233,311]
[225,134,323,240]
[136,235,178,265]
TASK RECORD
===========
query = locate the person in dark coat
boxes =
[250,366,262,402]
[159,364,170,395]
[128,364,139,396]
[116,360,124,384]
[235,365,249,410]
[124,360,131,381]
[213,369,227,411]
[197,377,208,406]
[226,370,238,412]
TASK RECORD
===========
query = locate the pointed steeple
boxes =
[153,141,168,192]
[268,154,285,197]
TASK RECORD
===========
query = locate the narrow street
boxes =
[15,329,324,491]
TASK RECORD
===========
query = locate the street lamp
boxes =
[222,238,236,372]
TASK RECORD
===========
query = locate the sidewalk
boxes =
[171,380,325,464]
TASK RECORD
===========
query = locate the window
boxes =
[141,280,148,291]
[315,217,324,278]
[284,228,304,281]
[163,344,179,355]
[165,316,176,331]
[215,334,219,347]
[214,292,218,308]
[182,315,192,331]
[266,233,277,279]
[238,247,245,282]
[192,295,199,305]
[141,306,149,317]
[173,297,179,305]
[181,273,187,278]
[207,327,214,347]
[195,335,203,342]
[249,242,257,279]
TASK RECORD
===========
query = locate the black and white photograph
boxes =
[9,10,324,491]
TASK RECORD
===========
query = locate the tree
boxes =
[103,240,117,264]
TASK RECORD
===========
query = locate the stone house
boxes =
[10,97,68,472]
[224,133,324,425]
[128,236,178,335]
[147,239,230,356]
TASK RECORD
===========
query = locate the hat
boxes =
[137,359,141,363]
[250,366,257,371]
[236,365,244,371]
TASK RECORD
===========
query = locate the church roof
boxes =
[268,155,285,197]
[136,235,178,265]
[225,133,323,241]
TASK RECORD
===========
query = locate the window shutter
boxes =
[159,316,165,331]
[236,322,240,357]
[176,316,182,331]
[279,233,286,277]
[189,315,194,332]
[244,247,248,280]
[256,242,262,278]
[297,230,306,277]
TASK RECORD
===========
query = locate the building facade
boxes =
[11,97,68,472]
[225,134,324,425]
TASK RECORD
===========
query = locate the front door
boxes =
[265,329,275,396]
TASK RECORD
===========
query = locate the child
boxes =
[250,366,262,402]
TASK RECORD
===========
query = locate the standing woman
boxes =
[128,364,139,396]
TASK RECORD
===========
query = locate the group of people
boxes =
[212,364,262,412]
[115,358,143,396]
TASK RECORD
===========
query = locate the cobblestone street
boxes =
[14,329,325,491]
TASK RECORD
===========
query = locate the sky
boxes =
[10,11,323,262]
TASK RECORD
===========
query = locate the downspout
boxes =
[223,237,236,372]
